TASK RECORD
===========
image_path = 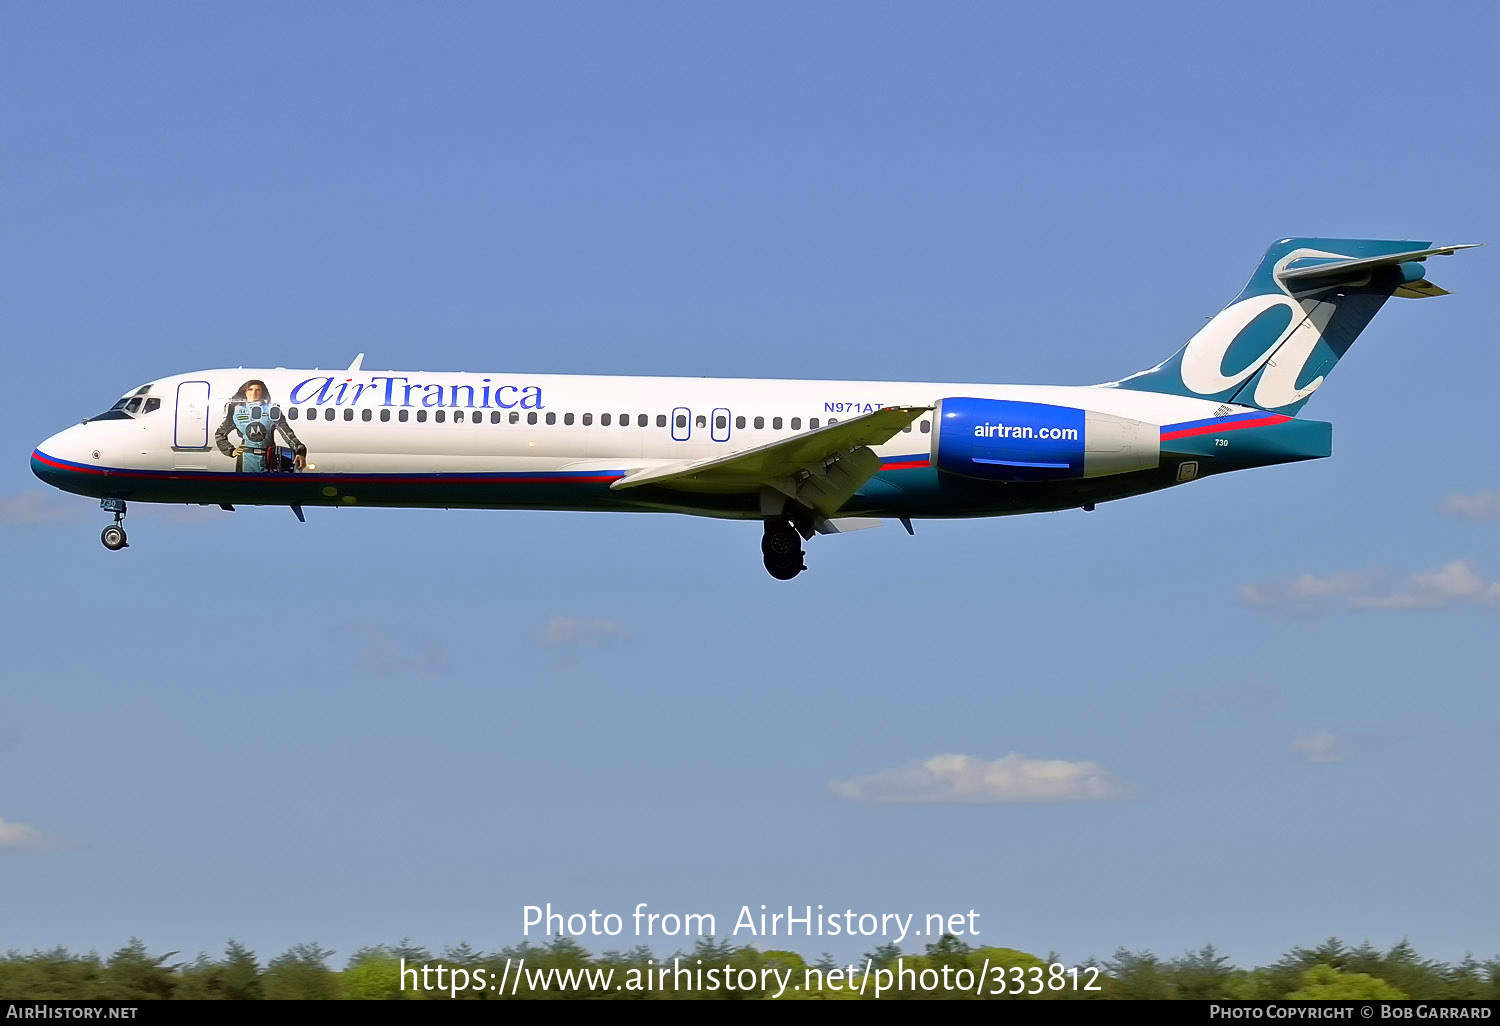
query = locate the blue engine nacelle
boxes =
[931,398,1160,482]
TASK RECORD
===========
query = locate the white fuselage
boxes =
[40,366,1230,485]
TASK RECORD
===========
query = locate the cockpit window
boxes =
[90,397,135,421]
[91,384,158,421]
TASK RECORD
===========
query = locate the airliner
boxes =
[30,237,1474,579]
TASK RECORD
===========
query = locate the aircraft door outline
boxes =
[711,407,731,443]
[671,406,691,442]
[173,380,211,450]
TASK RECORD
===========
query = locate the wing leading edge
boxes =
[610,405,931,516]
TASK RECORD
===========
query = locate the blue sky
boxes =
[2,2,1496,970]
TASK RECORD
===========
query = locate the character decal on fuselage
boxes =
[214,379,308,473]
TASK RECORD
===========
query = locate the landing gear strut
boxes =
[762,519,805,580]
[100,498,128,551]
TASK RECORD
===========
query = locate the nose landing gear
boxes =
[99,498,128,551]
[762,519,805,580]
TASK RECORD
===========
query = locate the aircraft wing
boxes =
[610,405,931,516]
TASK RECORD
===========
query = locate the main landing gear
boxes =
[762,519,806,580]
[99,498,128,551]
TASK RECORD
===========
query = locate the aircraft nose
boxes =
[31,424,98,493]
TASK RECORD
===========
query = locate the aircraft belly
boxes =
[42,454,1183,521]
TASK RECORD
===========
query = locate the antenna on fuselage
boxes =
[347,353,365,372]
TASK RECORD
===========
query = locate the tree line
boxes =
[2,935,1496,1000]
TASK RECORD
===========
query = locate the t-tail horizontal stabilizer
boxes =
[1278,243,1480,298]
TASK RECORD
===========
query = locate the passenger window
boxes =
[656,414,667,428]
[564,413,574,426]
[735,416,745,429]
[288,406,299,420]
[790,417,801,430]
[417,409,428,423]
[674,414,686,429]
[546,412,557,425]
[527,412,538,425]
[399,409,410,422]
[754,416,764,429]
[361,409,372,422]
[490,411,501,424]
[381,409,391,422]
[601,413,612,426]
[920,420,930,433]
[903,423,911,432]
[828,418,838,424]
[715,415,727,430]
[454,410,465,423]
[125,397,142,413]
[436,409,447,423]
[344,408,355,421]
[510,411,520,424]
[143,397,161,414]
[620,413,629,426]
[637,414,648,427]
[809,418,819,429]
[583,413,593,426]
[695,415,706,428]
[324,408,336,421]
[772,417,783,430]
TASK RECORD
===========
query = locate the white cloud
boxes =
[1291,730,1350,764]
[0,491,83,526]
[136,504,231,524]
[1239,570,1377,609]
[1441,491,1500,522]
[1242,561,1500,611]
[829,753,1136,804]
[0,492,226,528]
[0,818,46,850]
[335,621,450,674]
[541,617,627,647]
[1169,682,1282,712]
[1353,560,1500,610]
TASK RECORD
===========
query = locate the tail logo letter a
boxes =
[1178,295,1302,397]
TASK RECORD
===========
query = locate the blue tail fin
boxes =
[1111,237,1472,416]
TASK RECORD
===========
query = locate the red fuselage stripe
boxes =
[1159,415,1290,442]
